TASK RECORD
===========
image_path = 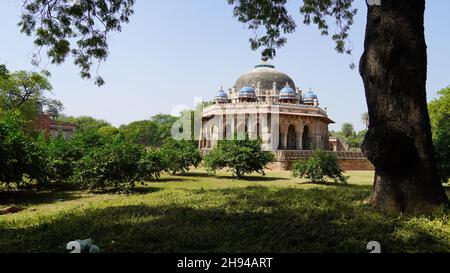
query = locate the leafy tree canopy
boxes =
[120,114,178,147]
[161,139,202,175]
[428,86,450,183]
[0,112,48,188]
[292,150,348,183]
[18,0,356,85]
[228,0,356,60]
[58,115,111,132]
[204,137,275,178]
[341,122,354,138]
[150,114,178,125]
[330,121,366,150]
[0,66,60,121]
[19,0,135,86]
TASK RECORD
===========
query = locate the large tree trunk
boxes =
[359,0,448,214]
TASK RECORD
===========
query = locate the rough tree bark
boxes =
[360,0,448,214]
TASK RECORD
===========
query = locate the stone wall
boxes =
[268,150,374,171]
[201,149,375,171]
[338,158,375,171]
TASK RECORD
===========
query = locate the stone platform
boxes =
[200,149,374,171]
[268,150,374,171]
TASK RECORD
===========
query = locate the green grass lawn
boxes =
[0,169,449,253]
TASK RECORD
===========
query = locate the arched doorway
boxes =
[287,125,296,150]
[302,125,311,150]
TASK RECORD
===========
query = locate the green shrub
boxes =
[292,150,348,183]
[204,137,275,178]
[138,149,167,181]
[0,112,48,189]
[43,129,113,190]
[44,135,83,189]
[73,136,145,192]
[0,113,172,192]
[161,139,202,174]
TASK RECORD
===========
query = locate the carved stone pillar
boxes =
[280,133,287,150]
[296,135,303,150]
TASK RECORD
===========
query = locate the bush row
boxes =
[2,112,352,191]
[0,113,201,192]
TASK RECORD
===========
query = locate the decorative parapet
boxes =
[201,149,367,161]
[203,102,329,118]
[200,149,373,171]
[208,101,322,109]
[274,150,368,161]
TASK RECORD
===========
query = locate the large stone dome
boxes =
[234,60,296,92]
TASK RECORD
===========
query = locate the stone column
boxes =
[198,124,204,149]
[296,135,303,150]
[280,133,287,150]
[248,113,258,140]
[258,113,269,150]
[233,114,237,140]
[315,135,322,149]
[296,122,303,150]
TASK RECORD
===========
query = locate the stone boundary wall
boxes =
[270,150,374,171]
[200,149,374,171]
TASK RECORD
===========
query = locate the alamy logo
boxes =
[367,0,381,6]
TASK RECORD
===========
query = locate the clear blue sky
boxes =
[1,0,449,131]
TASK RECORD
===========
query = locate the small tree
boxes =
[73,136,145,192]
[292,150,348,184]
[204,137,275,178]
[43,134,86,189]
[161,139,202,174]
[138,149,167,181]
[341,123,355,139]
[43,128,111,190]
[0,112,48,189]
[428,86,450,183]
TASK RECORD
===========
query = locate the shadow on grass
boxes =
[214,175,290,182]
[163,171,290,182]
[174,172,213,178]
[0,190,83,207]
[151,177,191,183]
[90,187,161,195]
[1,186,448,253]
[297,181,373,190]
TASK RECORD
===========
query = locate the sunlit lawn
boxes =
[0,169,449,253]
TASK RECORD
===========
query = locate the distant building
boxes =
[199,57,373,171]
[200,57,334,151]
[329,137,347,151]
[35,103,76,140]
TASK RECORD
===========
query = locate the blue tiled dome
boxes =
[279,83,296,100]
[239,86,256,99]
[215,88,229,102]
[303,90,318,100]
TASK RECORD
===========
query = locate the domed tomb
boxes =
[234,59,295,92]
[201,57,335,156]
